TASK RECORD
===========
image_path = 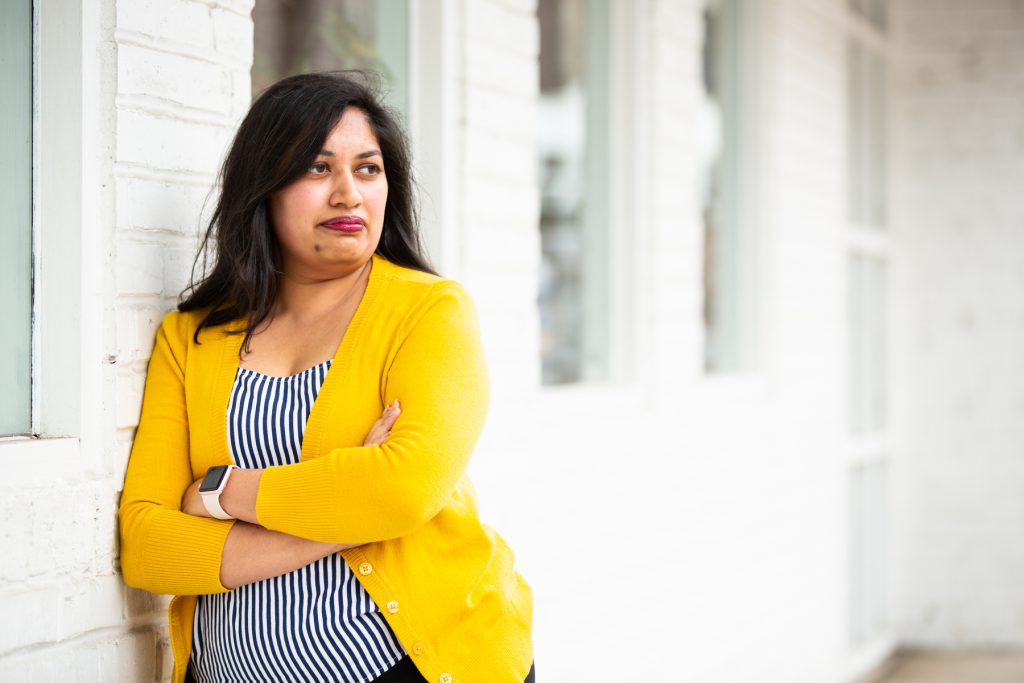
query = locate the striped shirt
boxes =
[190,360,407,683]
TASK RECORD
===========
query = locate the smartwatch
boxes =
[198,465,237,520]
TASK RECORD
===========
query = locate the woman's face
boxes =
[269,107,388,279]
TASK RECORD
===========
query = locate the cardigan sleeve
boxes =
[255,281,490,544]
[118,311,235,596]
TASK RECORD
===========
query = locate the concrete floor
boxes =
[863,652,1024,683]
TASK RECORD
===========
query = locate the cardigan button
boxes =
[412,641,425,656]
[439,674,452,683]
[359,562,373,576]
[386,600,400,614]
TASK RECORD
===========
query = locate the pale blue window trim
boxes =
[0,0,34,436]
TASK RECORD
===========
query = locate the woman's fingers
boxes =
[362,400,401,446]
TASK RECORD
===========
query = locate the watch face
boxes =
[199,466,230,493]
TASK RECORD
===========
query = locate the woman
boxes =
[119,72,534,683]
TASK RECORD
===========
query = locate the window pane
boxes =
[848,459,888,646]
[0,0,34,436]
[848,254,887,436]
[252,0,409,114]
[537,0,610,385]
[865,257,887,432]
[865,49,887,228]
[848,0,887,32]
[701,0,751,372]
[847,38,887,230]
[847,254,865,435]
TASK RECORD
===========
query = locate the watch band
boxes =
[199,465,236,520]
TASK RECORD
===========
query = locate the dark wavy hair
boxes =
[179,71,436,350]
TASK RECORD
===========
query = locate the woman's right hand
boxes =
[363,400,400,446]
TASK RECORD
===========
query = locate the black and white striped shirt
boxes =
[190,360,407,683]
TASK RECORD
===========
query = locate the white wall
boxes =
[0,0,251,679]
[466,1,859,681]
[890,0,1024,648]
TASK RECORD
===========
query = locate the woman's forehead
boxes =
[318,108,380,157]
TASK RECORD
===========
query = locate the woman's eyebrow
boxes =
[317,149,382,159]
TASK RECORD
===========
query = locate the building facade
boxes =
[1,0,1022,681]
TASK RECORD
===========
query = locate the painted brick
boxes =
[1,0,245,677]
[0,586,61,653]
[0,496,31,586]
[61,576,125,638]
[464,130,538,186]
[115,305,165,363]
[117,240,165,297]
[212,7,254,65]
[117,0,215,52]
[29,653,76,682]
[71,643,103,682]
[465,39,538,98]
[118,43,232,114]
[0,659,30,682]
[466,0,539,58]
[118,631,161,682]
[465,88,537,142]
[163,240,199,299]
[117,108,231,174]
[116,366,148,430]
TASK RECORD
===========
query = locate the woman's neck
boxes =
[271,257,373,325]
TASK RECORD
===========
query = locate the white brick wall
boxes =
[0,0,250,679]
[890,0,1024,648]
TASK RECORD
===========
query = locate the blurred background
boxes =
[2,0,1023,681]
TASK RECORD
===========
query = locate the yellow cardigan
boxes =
[118,254,533,683]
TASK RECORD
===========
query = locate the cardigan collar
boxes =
[208,253,391,466]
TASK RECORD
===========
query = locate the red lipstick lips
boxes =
[322,216,365,232]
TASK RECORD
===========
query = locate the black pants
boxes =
[187,657,536,682]
[377,656,535,682]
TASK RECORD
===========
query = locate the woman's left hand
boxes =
[363,400,401,446]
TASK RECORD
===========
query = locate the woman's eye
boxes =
[358,163,382,176]
[309,162,329,174]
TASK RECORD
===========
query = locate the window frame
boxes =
[699,0,763,377]
[2,0,96,482]
[1,0,34,437]
[534,0,639,395]
[841,0,895,672]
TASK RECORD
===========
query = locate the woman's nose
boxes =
[330,171,362,207]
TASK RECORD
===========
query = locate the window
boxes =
[701,0,758,372]
[252,0,410,114]
[848,0,886,32]
[845,0,890,650]
[848,254,887,436]
[537,0,611,385]
[0,0,34,436]
[847,37,887,228]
